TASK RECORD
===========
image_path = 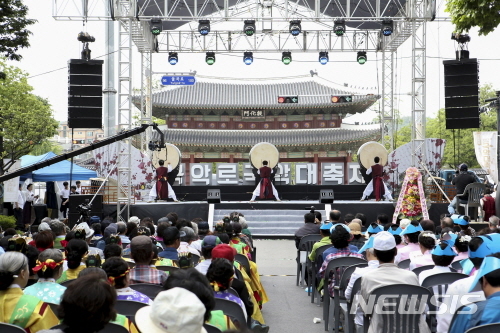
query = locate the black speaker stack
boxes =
[443,58,480,129]
[68,59,104,129]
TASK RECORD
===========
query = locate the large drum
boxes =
[249,142,279,169]
[358,141,388,169]
[152,143,182,169]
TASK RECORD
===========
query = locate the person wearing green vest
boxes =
[308,222,333,261]
[0,251,59,332]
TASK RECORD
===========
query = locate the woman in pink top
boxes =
[409,231,436,270]
[395,221,423,263]
[452,234,471,263]
[387,225,406,250]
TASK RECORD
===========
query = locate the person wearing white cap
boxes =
[135,287,207,333]
[360,231,429,333]
[73,222,104,259]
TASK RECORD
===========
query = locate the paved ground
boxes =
[254,239,327,332]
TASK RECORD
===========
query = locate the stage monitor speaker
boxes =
[68,59,104,129]
[207,189,221,203]
[319,189,334,203]
[443,59,479,129]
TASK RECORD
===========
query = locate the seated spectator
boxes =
[376,214,390,230]
[453,234,471,263]
[387,225,404,250]
[207,258,248,320]
[239,217,253,243]
[74,222,104,259]
[24,249,66,304]
[178,227,201,256]
[346,243,379,332]
[308,222,333,262]
[102,257,153,305]
[96,223,118,251]
[229,222,252,258]
[395,220,423,263]
[420,219,436,234]
[39,273,137,333]
[129,235,167,285]
[348,222,366,250]
[135,288,206,333]
[436,215,454,235]
[418,242,456,284]
[50,220,67,249]
[196,235,221,275]
[344,213,355,224]
[26,245,41,287]
[321,224,360,268]
[126,222,137,239]
[163,267,241,331]
[450,253,500,332]
[366,223,383,237]
[354,213,368,232]
[233,221,253,252]
[318,224,364,296]
[197,221,211,241]
[104,243,123,259]
[329,210,341,224]
[399,218,412,230]
[116,222,130,245]
[155,221,171,245]
[57,239,88,282]
[488,215,499,231]
[360,231,429,333]
[30,230,54,252]
[480,188,496,222]
[294,209,320,249]
[453,215,476,237]
[0,251,58,331]
[409,231,436,270]
[157,227,181,262]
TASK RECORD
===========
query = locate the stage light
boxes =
[319,51,329,65]
[357,51,367,64]
[451,33,471,44]
[168,52,178,65]
[244,20,256,36]
[289,20,301,36]
[198,20,210,35]
[282,51,292,65]
[333,19,345,36]
[150,18,162,36]
[205,52,216,65]
[243,51,253,65]
[381,19,393,36]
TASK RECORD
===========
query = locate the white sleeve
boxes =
[167,165,172,172]
[366,167,373,175]
[257,169,260,175]
[345,269,361,301]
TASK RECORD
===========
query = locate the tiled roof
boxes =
[153,125,381,147]
[147,77,379,111]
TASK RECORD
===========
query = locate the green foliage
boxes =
[446,0,500,35]
[0,215,16,231]
[0,60,59,173]
[29,140,63,156]
[0,0,36,61]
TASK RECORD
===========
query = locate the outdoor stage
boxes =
[102,184,450,236]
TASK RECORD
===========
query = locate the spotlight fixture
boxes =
[77,31,95,43]
[244,20,256,36]
[243,51,253,65]
[205,52,216,65]
[198,20,210,36]
[357,51,367,64]
[381,19,393,36]
[150,18,163,36]
[333,19,346,36]
[168,52,178,65]
[289,20,301,36]
[282,51,292,65]
[319,51,329,65]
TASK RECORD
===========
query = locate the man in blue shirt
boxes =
[158,227,184,260]
[450,253,500,332]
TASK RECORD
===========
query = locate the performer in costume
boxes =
[22,183,38,230]
[151,159,178,202]
[361,156,393,201]
[250,161,280,202]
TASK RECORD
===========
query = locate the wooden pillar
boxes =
[185,154,195,185]
[344,155,349,184]
[229,154,234,163]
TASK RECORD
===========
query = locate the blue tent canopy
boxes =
[20,152,97,182]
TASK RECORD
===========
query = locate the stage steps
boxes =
[213,208,327,237]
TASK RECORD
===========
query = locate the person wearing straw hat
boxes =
[135,287,208,333]
[449,253,500,332]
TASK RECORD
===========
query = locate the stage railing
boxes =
[81,185,136,204]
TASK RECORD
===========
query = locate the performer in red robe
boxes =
[361,156,393,201]
[250,161,280,201]
[480,188,496,222]
[153,160,178,201]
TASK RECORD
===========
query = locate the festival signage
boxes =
[190,163,212,185]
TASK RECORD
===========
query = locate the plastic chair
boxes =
[421,272,468,333]
[310,244,334,303]
[451,261,463,272]
[191,253,200,266]
[51,323,129,333]
[466,323,500,333]
[234,267,244,282]
[297,234,321,286]
[115,300,148,325]
[130,283,164,300]
[0,323,27,333]
[156,265,179,274]
[363,284,432,333]
[339,277,362,333]
[397,259,411,269]
[213,298,248,329]
[235,253,250,274]
[59,279,76,287]
[411,265,435,277]
[203,323,223,333]
[227,287,240,298]
[324,258,367,332]
[457,183,486,219]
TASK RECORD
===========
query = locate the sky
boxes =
[13,0,500,123]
